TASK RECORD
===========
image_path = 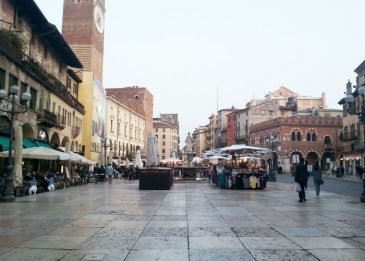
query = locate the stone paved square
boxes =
[0,181,364,261]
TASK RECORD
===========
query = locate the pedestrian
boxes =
[106,163,113,184]
[331,166,336,176]
[295,157,308,203]
[93,163,101,183]
[100,165,106,183]
[312,162,323,196]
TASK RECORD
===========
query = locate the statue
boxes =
[185,132,193,152]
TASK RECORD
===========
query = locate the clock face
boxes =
[94,5,104,34]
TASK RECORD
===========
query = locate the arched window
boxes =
[291,130,301,141]
[307,129,317,141]
[324,136,331,144]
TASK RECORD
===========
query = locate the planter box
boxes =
[139,167,173,190]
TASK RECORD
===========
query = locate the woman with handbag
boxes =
[312,162,323,196]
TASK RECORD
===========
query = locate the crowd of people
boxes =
[18,162,141,196]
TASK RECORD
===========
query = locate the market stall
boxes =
[214,144,270,189]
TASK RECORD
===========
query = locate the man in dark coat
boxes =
[295,157,308,202]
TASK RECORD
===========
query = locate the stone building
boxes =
[0,0,85,173]
[206,114,217,150]
[226,108,243,146]
[338,59,365,175]
[242,86,327,142]
[192,126,207,157]
[153,118,179,160]
[106,87,153,152]
[105,96,145,163]
[250,115,342,173]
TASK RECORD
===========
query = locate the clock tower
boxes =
[62,0,105,82]
[62,0,107,162]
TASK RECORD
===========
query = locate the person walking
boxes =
[106,164,113,184]
[93,163,101,184]
[295,157,308,203]
[100,165,106,184]
[312,162,323,196]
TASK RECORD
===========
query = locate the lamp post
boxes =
[0,85,31,202]
[266,134,278,182]
[344,85,365,202]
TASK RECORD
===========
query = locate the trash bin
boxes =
[277,167,283,174]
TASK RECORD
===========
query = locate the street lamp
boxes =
[343,85,365,203]
[266,134,278,182]
[0,85,31,202]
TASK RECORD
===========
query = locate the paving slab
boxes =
[126,249,188,261]
[20,235,88,249]
[189,249,255,261]
[0,248,69,261]
[289,236,355,249]
[274,227,329,237]
[133,236,188,250]
[189,236,244,249]
[309,248,365,261]
[250,249,318,261]
[239,236,301,250]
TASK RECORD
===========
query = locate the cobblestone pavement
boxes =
[0,180,364,260]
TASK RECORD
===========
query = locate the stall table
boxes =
[139,167,173,190]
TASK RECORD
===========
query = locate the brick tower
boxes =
[62,0,105,82]
[62,0,106,162]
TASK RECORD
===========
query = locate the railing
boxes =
[57,114,66,128]
[72,126,80,137]
[37,109,57,127]
[21,55,85,114]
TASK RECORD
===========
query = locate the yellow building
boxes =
[106,96,146,164]
[153,118,179,160]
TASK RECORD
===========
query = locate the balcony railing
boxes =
[37,109,57,128]
[56,114,66,129]
[72,126,80,137]
[21,55,85,114]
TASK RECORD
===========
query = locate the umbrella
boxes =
[13,126,23,187]
[220,144,270,152]
[134,150,143,168]
[2,146,70,160]
[192,157,203,164]
[65,142,72,178]
[59,147,92,164]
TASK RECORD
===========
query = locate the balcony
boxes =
[56,114,66,129]
[21,55,85,114]
[72,126,80,137]
[37,109,57,128]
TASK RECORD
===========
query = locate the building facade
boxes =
[192,126,207,157]
[250,115,342,173]
[106,87,153,153]
[243,86,327,140]
[0,0,85,169]
[105,96,145,162]
[153,118,179,160]
[338,61,365,175]
[206,114,217,150]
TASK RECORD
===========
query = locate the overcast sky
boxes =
[35,0,365,144]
